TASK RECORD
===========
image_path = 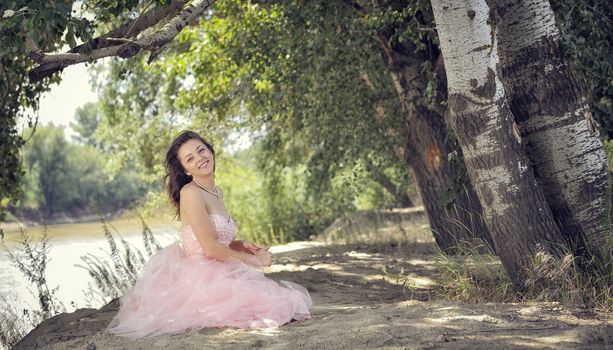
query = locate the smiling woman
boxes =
[106,130,312,338]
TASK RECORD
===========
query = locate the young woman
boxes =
[107,131,312,338]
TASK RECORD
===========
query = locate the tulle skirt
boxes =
[106,243,312,338]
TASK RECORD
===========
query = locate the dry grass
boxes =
[0,293,42,350]
[523,249,613,314]
[322,208,613,317]
[432,245,515,303]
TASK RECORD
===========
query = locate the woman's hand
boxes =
[254,249,272,267]
[243,241,269,254]
[230,240,269,255]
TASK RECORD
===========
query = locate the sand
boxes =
[13,235,613,350]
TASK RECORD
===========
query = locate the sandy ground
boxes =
[14,231,613,350]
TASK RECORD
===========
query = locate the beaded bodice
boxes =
[181,214,236,256]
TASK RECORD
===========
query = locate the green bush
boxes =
[216,148,355,244]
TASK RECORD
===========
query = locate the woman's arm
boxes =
[229,240,250,254]
[180,186,271,266]
[229,240,269,254]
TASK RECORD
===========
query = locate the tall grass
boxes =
[433,244,515,303]
[76,215,161,303]
[433,143,613,312]
[0,226,64,349]
[432,243,613,314]
[0,293,42,350]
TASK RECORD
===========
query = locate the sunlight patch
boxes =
[343,251,372,259]
[269,241,325,254]
[427,314,504,324]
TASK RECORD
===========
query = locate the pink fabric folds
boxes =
[106,215,312,338]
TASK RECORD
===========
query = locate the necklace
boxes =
[192,178,220,198]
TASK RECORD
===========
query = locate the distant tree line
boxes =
[10,104,151,221]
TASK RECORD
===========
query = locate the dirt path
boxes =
[15,237,613,349]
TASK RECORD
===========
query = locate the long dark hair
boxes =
[164,130,215,218]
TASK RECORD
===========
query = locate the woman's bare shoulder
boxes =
[180,183,202,200]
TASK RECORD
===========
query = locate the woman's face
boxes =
[177,138,215,177]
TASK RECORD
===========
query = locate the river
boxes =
[0,219,180,314]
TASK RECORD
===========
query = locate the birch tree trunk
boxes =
[376,35,495,254]
[488,0,612,271]
[430,0,568,285]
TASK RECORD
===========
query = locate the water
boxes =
[0,221,180,313]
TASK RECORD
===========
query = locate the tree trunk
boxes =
[408,113,494,253]
[430,0,569,285]
[488,0,612,271]
[375,34,494,254]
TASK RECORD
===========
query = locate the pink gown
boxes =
[106,214,312,338]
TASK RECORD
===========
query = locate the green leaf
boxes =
[66,25,76,49]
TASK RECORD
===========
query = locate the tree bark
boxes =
[408,112,495,253]
[375,34,494,254]
[488,0,612,271]
[430,0,569,285]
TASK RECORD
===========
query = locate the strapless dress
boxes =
[106,214,312,338]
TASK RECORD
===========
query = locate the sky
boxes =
[34,63,98,138]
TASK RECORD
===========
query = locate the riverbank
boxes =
[12,209,613,349]
[1,211,177,245]
[3,207,130,228]
[14,238,613,349]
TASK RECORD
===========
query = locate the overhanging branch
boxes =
[28,0,214,82]
[70,0,189,54]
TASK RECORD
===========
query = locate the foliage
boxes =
[175,0,412,193]
[15,124,148,218]
[259,163,357,243]
[92,55,182,181]
[552,0,613,138]
[0,0,93,234]
[89,0,419,242]
[433,242,613,312]
[604,140,613,172]
[523,250,584,304]
[381,265,418,297]
[0,0,174,235]
[0,1,76,233]
[70,102,102,147]
[211,143,354,244]
[21,125,71,214]
[1,0,609,218]
[68,0,612,246]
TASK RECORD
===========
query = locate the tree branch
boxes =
[28,0,213,82]
[124,0,157,38]
[70,0,189,54]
